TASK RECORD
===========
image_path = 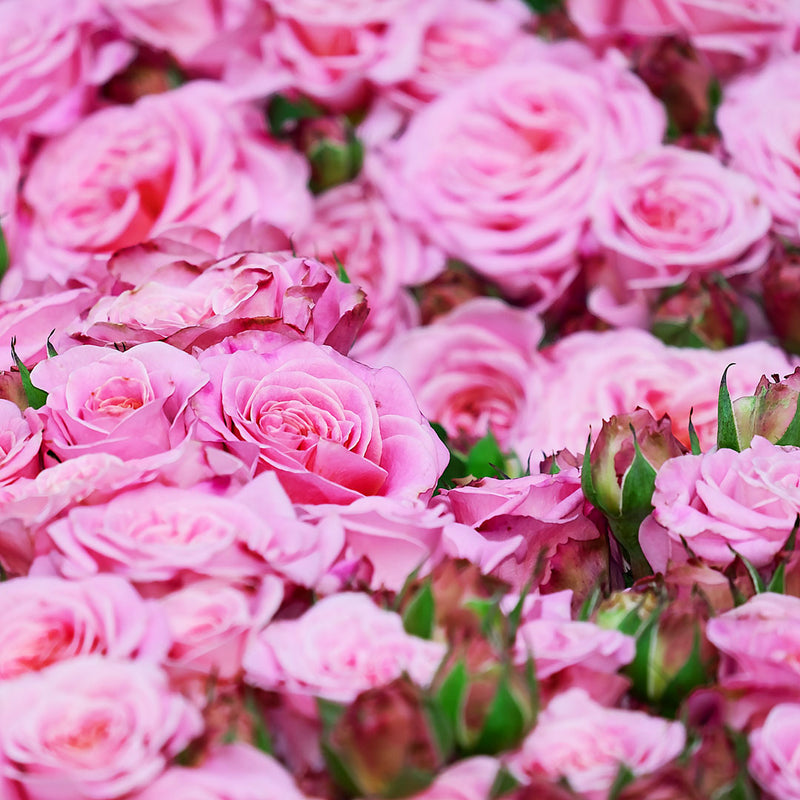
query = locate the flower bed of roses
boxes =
[2,0,800,798]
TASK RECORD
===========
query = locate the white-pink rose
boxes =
[0,656,202,800]
[507,688,686,800]
[243,592,446,702]
[640,437,800,572]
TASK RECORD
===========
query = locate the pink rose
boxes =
[191,336,448,504]
[0,574,170,679]
[375,41,665,305]
[31,342,208,462]
[131,743,316,800]
[21,81,311,288]
[160,577,283,683]
[0,400,42,485]
[243,592,446,702]
[0,656,202,800]
[80,247,367,355]
[438,470,601,592]
[408,757,499,800]
[507,688,686,800]
[370,298,544,451]
[588,146,771,327]
[718,55,800,245]
[639,437,800,572]
[0,0,132,142]
[749,703,800,800]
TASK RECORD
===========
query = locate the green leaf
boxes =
[522,0,563,11]
[578,585,602,622]
[321,740,362,797]
[466,430,507,480]
[244,688,273,755]
[266,93,322,137]
[10,337,47,409]
[431,422,469,492]
[688,407,702,455]
[730,547,766,594]
[608,764,636,800]
[488,766,521,799]
[402,581,435,639]
[580,432,598,506]
[651,319,707,349]
[0,222,8,283]
[46,330,58,358]
[776,395,800,447]
[316,697,347,732]
[471,669,529,755]
[619,426,658,515]
[716,364,741,451]
[332,252,351,284]
[436,659,468,738]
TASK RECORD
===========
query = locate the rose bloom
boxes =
[191,336,448,504]
[370,298,544,452]
[588,146,771,327]
[408,757,499,800]
[507,688,686,800]
[0,656,202,800]
[639,437,800,572]
[375,41,665,306]
[30,342,208,463]
[130,743,315,800]
[718,54,800,245]
[20,81,311,288]
[243,592,446,703]
[0,400,42,485]
[0,0,132,142]
[749,703,800,800]
[568,0,799,74]
[0,574,170,679]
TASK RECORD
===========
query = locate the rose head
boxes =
[191,337,448,504]
[733,367,800,448]
[749,703,800,800]
[763,243,800,353]
[0,399,42,485]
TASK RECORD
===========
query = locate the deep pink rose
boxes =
[639,437,800,572]
[0,400,42,485]
[191,336,448,504]
[371,298,544,451]
[160,576,283,683]
[21,81,311,288]
[438,470,601,592]
[0,574,169,679]
[749,703,800,800]
[131,743,316,800]
[507,688,686,800]
[243,592,446,702]
[0,0,132,142]
[375,41,665,305]
[80,248,367,355]
[31,342,208,462]
[0,656,202,800]
[588,146,771,327]
[718,55,800,245]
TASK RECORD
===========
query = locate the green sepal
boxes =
[244,687,273,754]
[378,769,436,799]
[267,93,322,137]
[768,561,787,594]
[402,581,435,639]
[608,764,636,800]
[522,0,563,11]
[470,667,529,755]
[466,430,507,480]
[333,252,351,284]
[716,363,741,451]
[729,547,766,594]
[659,627,710,715]
[0,222,8,283]
[435,659,469,742]
[431,422,469,491]
[46,329,58,358]
[651,319,707,349]
[580,433,599,507]
[489,767,521,799]
[775,394,800,447]
[321,740,362,797]
[10,337,47,409]
[619,425,658,515]
[578,585,602,622]
[688,407,702,455]
[316,697,347,732]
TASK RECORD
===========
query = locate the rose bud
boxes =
[732,367,800,449]
[323,677,449,798]
[582,408,687,579]
[296,116,364,195]
[0,370,26,411]
[763,243,800,355]
[416,262,492,325]
[652,276,748,350]
[617,766,704,800]
[103,48,180,104]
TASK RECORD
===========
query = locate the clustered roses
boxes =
[2,1,800,799]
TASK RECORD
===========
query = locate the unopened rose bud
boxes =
[583,409,687,578]
[0,370,27,411]
[732,367,800,448]
[763,243,800,354]
[416,262,490,325]
[103,49,181,104]
[296,116,364,194]
[617,766,704,800]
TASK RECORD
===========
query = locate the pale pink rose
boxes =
[718,55,800,245]
[0,138,21,293]
[0,656,202,800]
[0,400,42,485]
[80,249,367,355]
[588,146,771,326]
[160,576,283,682]
[375,41,665,305]
[0,574,170,679]
[130,743,317,800]
[370,298,544,451]
[191,336,448,504]
[31,342,208,462]
[0,0,132,142]
[707,593,800,693]
[385,0,532,112]
[568,0,798,73]
[408,757,499,800]
[518,330,797,456]
[507,688,686,800]
[749,703,800,800]
[21,81,312,288]
[243,592,446,702]
[437,469,601,591]
[639,437,800,572]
